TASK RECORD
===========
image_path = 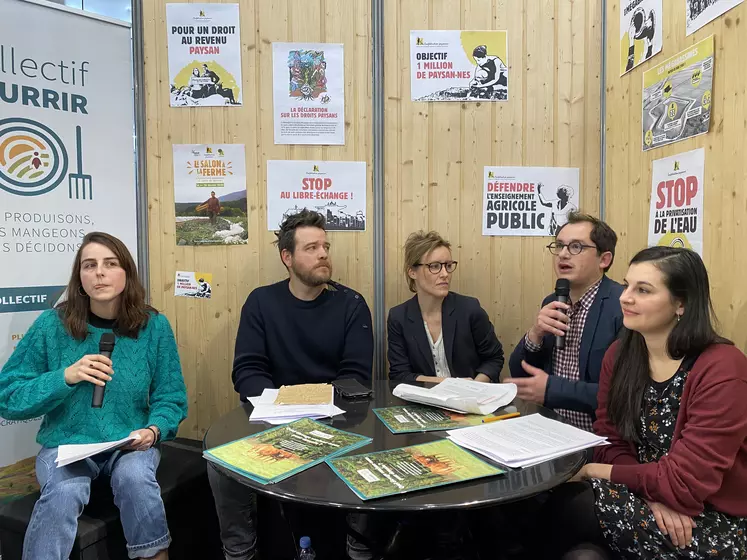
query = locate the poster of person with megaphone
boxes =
[620,0,662,75]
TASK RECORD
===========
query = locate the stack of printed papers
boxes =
[392,377,517,415]
[447,413,607,468]
[204,418,371,484]
[248,388,345,424]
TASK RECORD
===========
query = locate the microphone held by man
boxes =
[553,279,571,349]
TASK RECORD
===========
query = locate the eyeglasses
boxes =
[414,261,458,274]
[546,241,597,256]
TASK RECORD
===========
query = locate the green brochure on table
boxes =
[374,405,496,433]
[327,439,504,500]
[204,417,372,485]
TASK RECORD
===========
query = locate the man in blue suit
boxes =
[508,212,623,431]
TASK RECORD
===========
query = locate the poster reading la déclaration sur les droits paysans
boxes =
[648,148,705,256]
[166,3,242,107]
[272,42,345,145]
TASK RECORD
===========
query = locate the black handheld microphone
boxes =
[554,279,571,350]
[92,332,115,408]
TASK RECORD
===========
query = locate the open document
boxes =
[248,388,345,424]
[447,413,607,468]
[56,435,139,468]
[392,377,517,415]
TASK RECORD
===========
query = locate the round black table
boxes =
[203,380,586,512]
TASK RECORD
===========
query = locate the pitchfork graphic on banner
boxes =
[68,126,93,200]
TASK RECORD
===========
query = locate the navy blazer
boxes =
[387,292,505,383]
[508,275,624,417]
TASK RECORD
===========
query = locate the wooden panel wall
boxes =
[383,1,603,366]
[143,0,373,439]
[604,2,747,351]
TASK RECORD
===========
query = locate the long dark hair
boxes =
[57,232,156,340]
[607,246,731,442]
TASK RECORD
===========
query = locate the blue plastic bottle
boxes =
[298,536,316,559]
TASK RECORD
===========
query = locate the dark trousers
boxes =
[532,482,612,560]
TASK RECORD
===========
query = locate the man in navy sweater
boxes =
[232,211,372,399]
[209,210,373,560]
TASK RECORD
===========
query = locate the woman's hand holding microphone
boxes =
[64,355,113,387]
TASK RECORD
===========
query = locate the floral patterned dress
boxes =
[591,357,747,559]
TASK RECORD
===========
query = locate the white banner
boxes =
[483,167,580,237]
[173,144,247,246]
[410,30,508,102]
[648,148,705,256]
[0,1,137,467]
[266,160,366,231]
[166,3,242,107]
[272,42,345,145]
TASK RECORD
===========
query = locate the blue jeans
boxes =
[23,446,170,560]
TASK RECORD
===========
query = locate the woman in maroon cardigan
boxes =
[544,246,747,559]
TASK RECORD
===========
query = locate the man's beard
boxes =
[293,263,332,287]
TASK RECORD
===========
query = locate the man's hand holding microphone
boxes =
[505,280,571,405]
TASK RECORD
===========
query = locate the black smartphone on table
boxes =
[332,378,373,399]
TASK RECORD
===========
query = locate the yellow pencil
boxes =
[482,411,521,424]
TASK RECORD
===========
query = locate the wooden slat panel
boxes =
[605,2,747,352]
[383,0,603,378]
[144,0,373,437]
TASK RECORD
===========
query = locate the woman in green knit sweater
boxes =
[0,232,188,560]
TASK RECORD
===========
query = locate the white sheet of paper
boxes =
[447,413,607,468]
[392,378,517,415]
[55,436,139,468]
[248,388,344,423]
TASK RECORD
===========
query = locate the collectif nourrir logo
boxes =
[0,118,68,197]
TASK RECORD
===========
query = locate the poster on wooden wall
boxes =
[687,0,744,35]
[266,160,366,231]
[482,167,580,237]
[272,43,345,145]
[166,3,242,107]
[410,30,508,102]
[642,35,713,151]
[172,144,247,246]
[174,271,213,299]
[648,148,704,256]
[619,0,663,76]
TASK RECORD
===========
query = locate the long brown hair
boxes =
[607,247,731,442]
[57,232,156,340]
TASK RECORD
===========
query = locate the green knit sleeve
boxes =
[0,310,74,420]
[146,314,188,441]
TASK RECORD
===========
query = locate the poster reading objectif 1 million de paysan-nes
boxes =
[410,30,508,102]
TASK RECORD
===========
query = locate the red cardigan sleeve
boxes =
[592,342,639,466]
[610,346,747,516]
